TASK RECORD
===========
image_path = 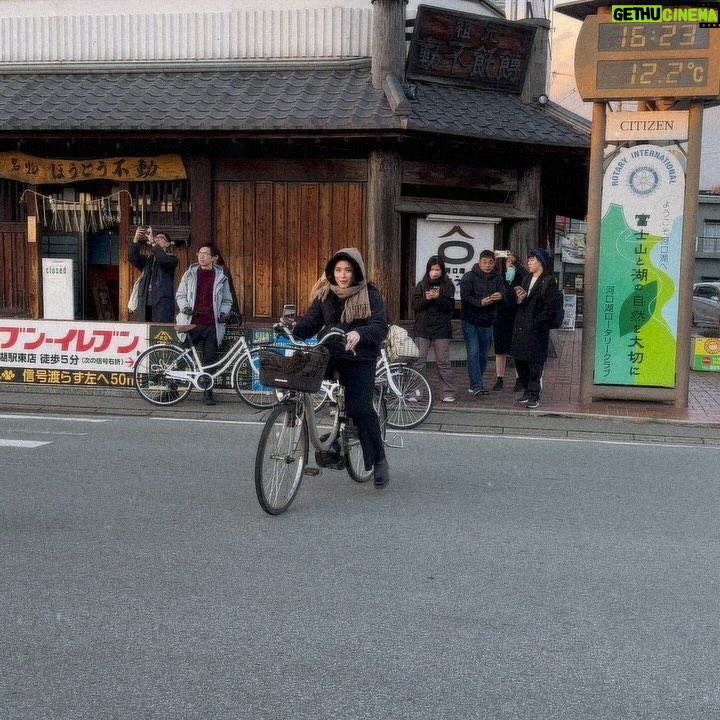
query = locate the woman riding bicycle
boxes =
[291,248,390,488]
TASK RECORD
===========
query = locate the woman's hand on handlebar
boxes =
[344,330,360,353]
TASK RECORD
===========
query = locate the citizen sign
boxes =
[605,111,689,142]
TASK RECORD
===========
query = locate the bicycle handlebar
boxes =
[272,323,353,352]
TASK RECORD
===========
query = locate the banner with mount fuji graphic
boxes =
[594,144,685,387]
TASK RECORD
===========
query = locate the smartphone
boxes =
[282,304,296,324]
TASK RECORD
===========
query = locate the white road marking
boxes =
[0,439,51,448]
[0,414,108,423]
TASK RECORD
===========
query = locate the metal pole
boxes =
[674,100,704,407]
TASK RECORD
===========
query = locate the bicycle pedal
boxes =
[304,467,321,476]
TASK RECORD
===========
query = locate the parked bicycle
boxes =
[254,326,396,515]
[310,345,432,430]
[133,325,276,408]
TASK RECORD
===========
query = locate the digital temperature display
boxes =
[574,15,720,100]
[597,58,709,90]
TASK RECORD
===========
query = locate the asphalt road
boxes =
[2,411,719,719]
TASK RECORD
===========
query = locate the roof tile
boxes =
[0,65,588,147]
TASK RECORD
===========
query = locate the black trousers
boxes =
[331,358,385,470]
[187,324,219,367]
[515,358,544,399]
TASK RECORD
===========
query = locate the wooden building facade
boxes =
[0,0,589,325]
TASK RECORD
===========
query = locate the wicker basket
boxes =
[385,325,420,363]
[259,346,330,393]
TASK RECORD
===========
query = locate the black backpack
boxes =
[540,276,565,330]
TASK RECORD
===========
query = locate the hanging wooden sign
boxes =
[0,152,187,185]
[406,6,536,93]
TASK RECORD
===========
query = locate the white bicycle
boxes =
[310,346,432,430]
[133,328,276,408]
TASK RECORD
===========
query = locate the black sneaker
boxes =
[202,390,216,406]
[526,398,539,409]
[492,378,504,391]
[473,387,489,396]
[517,394,530,404]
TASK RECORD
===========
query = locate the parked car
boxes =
[692,282,720,335]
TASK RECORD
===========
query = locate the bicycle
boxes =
[133,324,276,408]
[254,326,396,515]
[311,345,433,430]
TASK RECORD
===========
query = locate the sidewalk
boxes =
[1,329,719,443]
[430,328,720,425]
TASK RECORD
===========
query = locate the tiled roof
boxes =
[1,65,397,133]
[0,64,589,148]
[406,82,590,148]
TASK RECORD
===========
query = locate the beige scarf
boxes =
[310,248,371,324]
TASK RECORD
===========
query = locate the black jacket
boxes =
[412,278,454,340]
[293,285,388,363]
[510,273,563,363]
[459,264,512,328]
[128,242,178,323]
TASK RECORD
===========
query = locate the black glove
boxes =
[182,307,192,315]
[218,313,228,323]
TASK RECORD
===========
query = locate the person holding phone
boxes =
[412,255,457,402]
[291,248,390,488]
[128,226,178,323]
[459,249,514,396]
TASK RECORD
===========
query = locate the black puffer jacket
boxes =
[294,286,387,362]
[459,264,512,327]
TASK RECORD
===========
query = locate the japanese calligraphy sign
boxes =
[0,152,186,185]
[594,144,685,387]
[0,320,153,388]
[415,216,499,299]
[406,6,535,92]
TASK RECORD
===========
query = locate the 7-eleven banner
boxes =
[594,144,685,387]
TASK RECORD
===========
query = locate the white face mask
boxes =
[505,266,516,283]
[429,270,441,280]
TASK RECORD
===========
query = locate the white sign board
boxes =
[42,258,74,319]
[605,111,689,142]
[415,216,500,298]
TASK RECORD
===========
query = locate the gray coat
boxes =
[175,264,233,345]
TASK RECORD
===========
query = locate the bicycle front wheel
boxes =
[255,402,309,515]
[382,364,433,429]
[345,387,387,483]
[133,345,193,406]
[234,347,279,409]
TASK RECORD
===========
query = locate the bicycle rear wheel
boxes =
[255,402,308,515]
[345,387,387,483]
[382,364,433,429]
[133,345,193,406]
[234,347,279,409]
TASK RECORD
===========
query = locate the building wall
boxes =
[695,193,720,282]
[0,0,504,65]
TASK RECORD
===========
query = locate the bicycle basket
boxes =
[259,345,330,393]
[385,325,420,363]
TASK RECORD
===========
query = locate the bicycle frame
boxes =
[315,347,404,402]
[162,334,259,391]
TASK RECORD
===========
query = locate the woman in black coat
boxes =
[293,247,390,488]
[412,255,458,402]
[492,249,527,391]
[510,247,563,409]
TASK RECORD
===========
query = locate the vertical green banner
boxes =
[595,144,685,387]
